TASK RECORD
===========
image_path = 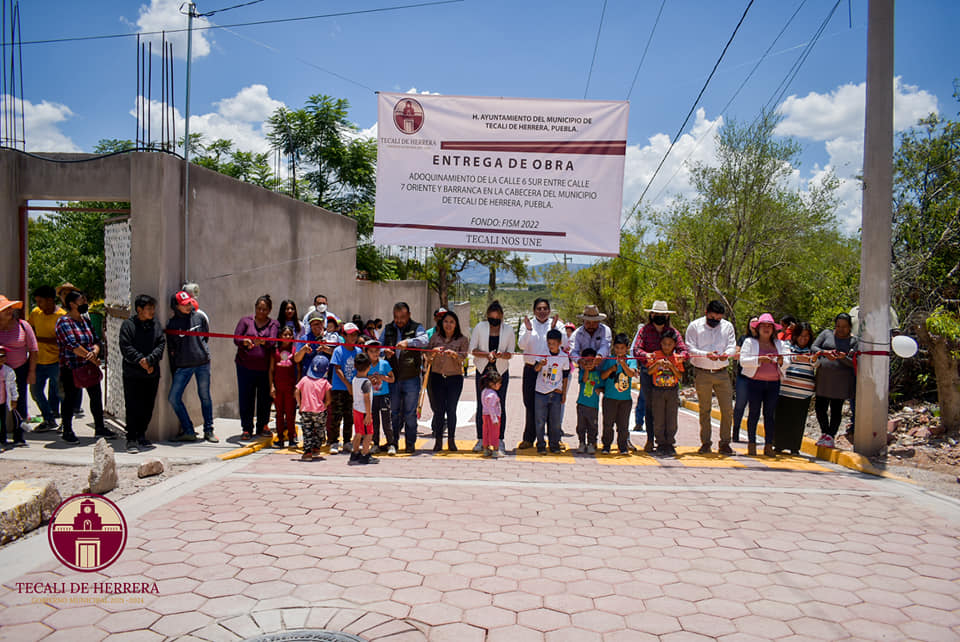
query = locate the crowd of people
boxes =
[0,286,858,464]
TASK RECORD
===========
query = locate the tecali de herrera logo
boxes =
[48,494,127,572]
[393,97,424,134]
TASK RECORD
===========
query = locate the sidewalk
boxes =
[1,360,959,641]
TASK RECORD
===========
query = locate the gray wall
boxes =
[0,150,436,440]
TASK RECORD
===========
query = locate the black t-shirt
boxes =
[488,335,500,352]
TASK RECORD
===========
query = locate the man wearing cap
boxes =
[518,298,569,449]
[181,283,209,326]
[632,301,689,451]
[0,295,38,445]
[568,305,612,361]
[685,300,737,454]
[295,311,329,380]
[380,302,428,453]
[165,290,217,443]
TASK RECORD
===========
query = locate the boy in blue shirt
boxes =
[575,347,601,454]
[329,323,363,454]
[365,339,396,455]
[600,333,638,454]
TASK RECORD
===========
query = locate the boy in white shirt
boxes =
[349,353,377,466]
[533,329,570,454]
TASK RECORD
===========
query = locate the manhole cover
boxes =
[242,631,367,642]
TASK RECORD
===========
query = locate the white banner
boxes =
[373,93,629,256]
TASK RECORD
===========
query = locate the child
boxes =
[349,353,377,465]
[534,329,570,454]
[480,371,503,458]
[322,316,342,359]
[329,323,363,454]
[647,331,684,455]
[295,356,331,461]
[600,334,638,454]
[365,339,396,454]
[269,326,299,448]
[575,347,601,454]
[0,347,19,449]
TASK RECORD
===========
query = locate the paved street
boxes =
[2,360,959,641]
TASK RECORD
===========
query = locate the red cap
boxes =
[175,291,199,310]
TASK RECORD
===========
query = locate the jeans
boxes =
[522,364,538,443]
[236,363,272,433]
[634,382,646,432]
[534,391,563,450]
[61,367,105,437]
[429,373,463,441]
[475,370,508,440]
[732,373,750,440]
[168,364,213,435]
[372,395,394,447]
[746,377,780,444]
[30,362,61,422]
[390,376,421,448]
[639,370,655,442]
[123,376,160,441]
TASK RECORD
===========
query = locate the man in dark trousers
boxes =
[118,294,165,453]
[379,302,428,453]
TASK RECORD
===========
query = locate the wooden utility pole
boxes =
[854,0,894,456]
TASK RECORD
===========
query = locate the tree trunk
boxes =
[437,263,449,308]
[918,321,960,434]
[488,265,497,302]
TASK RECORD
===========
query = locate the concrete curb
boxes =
[217,436,274,461]
[680,399,910,481]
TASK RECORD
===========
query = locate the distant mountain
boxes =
[459,260,591,285]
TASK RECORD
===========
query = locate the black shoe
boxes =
[665,445,677,455]
[62,432,78,443]
[537,447,547,454]
[203,432,219,443]
[74,409,85,418]
[619,448,631,456]
[348,451,361,466]
[138,438,154,449]
[433,439,443,452]
[601,446,611,454]
[288,439,298,448]
[12,440,27,448]
[447,440,458,452]
[518,441,534,449]
[271,440,284,449]
[126,440,138,453]
[171,432,198,442]
[549,446,561,453]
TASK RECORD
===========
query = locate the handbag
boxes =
[73,361,103,388]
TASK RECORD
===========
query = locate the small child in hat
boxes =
[295,356,332,461]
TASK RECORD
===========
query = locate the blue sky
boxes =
[12,0,959,254]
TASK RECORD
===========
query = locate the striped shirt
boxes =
[780,346,817,399]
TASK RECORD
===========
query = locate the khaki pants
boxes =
[694,367,733,446]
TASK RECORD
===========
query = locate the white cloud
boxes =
[775,77,939,141]
[131,0,212,60]
[405,87,441,95]
[2,95,82,152]
[132,84,285,156]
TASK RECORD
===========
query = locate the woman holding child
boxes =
[426,310,469,451]
[469,301,514,456]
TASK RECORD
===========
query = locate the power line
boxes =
[198,0,266,17]
[12,0,464,47]
[583,0,608,99]
[620,0,755,230]
[648,0,810,205]
[625,0,666,100]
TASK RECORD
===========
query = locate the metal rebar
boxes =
[147,40,152,147]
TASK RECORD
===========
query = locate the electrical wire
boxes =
[583,0,608,99]
[625,0,666,101]
[647,0,809,206]
[620,0,755,231]
[198,0,266,17]
[12,0,465,47]
[0,145,184,162]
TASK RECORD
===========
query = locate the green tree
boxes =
[892,98,960,432]
[472,251,529,301]
[417,249,478,308]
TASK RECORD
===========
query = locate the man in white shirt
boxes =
[517,298,568,448]
[684,300,737,454]
[301,294,336,329]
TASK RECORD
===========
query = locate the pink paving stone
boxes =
[542,566,588,583]
[493,590,544,613]
[392,586,444,606]
[427,622,486,642]
[644,596,699,618]
[150,610,212,637]
[471,575,519,594]
[658,631,716,642]
[663,582,713,602]
[571,610,627,634]
[614,580,664,600]
[0,602,56,625]
[604,629,660,642]
[744,599,802,621]
[846,601,911,626]
[517,607,572,632]
[486,624,545,642]
[243,579,296,599]
[496,564,541,581]
[422,573,471,592]
[194,578,248,599]
[545,628,604,642]
[197,594,258,619]
[841,618,909,641]
[408,602,463,626]
[0,622,53,640]
[97,608,160,633]
[462,604,517,629]
[442,588,493,610]
[518,577,568,597]
[376,570,423,589]
[733,614,795,638]
[42,605,110,629]
[898,620,958,640]
[543,593,595,614]
[593,594,646,617]
[567,579,616,598]
[328,569,376,588]
[341,583,395,604]
[40,626,109,642]
[678,612,738,637]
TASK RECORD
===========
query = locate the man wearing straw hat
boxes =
[568,305,612,363]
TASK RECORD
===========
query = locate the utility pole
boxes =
[854,0,894,456]
[182,1,196,283]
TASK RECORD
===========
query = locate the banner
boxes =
[373,93,629,256]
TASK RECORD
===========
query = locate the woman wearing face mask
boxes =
[55,290,111,444]
[812,313,859,448]
[469,300,515,456]
[630,301,688,452]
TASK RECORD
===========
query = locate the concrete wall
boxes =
[0,150,437,440]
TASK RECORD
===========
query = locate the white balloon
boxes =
[891,335,918,358]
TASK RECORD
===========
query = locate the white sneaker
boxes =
[498,440,506,456]
[20,421,34,433]
[815,435,835,448]
[329,442,340,455]
[576,441,586,454]
[586,443,597,454]
[388,445,397,455]
[472,439,483,453]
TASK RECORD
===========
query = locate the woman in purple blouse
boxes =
[234,294,279,440]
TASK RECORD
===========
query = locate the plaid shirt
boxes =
[56,315,97,370]
[631,323,689,363]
